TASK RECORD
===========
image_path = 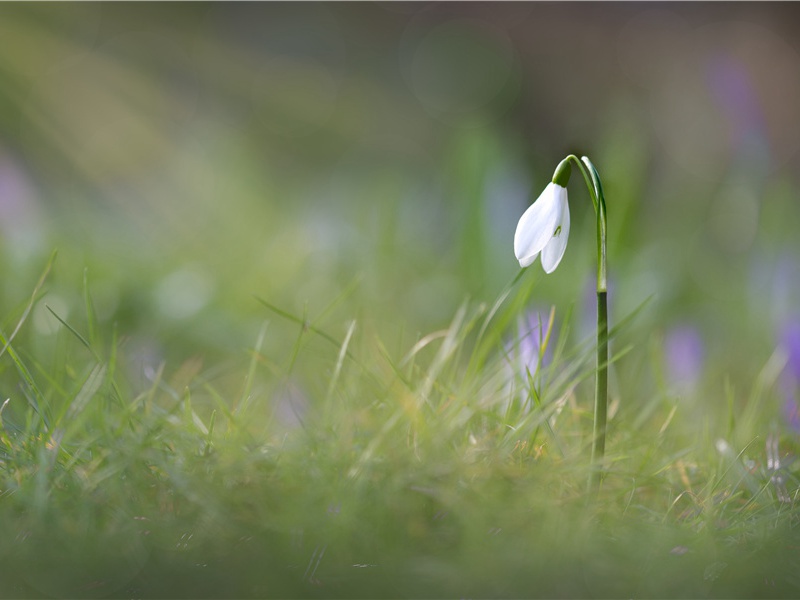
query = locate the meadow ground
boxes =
[1,3,800,598]
[0,252,798,598]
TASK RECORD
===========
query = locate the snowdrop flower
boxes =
[514,160,571,273]
[511,154,610,487]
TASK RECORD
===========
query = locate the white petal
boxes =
[540,192,570,273]
[514,183,563,268]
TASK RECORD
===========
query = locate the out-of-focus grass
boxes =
[0,256,798,598]
[1,2,800,598]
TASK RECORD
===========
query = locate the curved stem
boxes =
[581,157,608,294]
[563,154,608,490]
[564,155,597,213]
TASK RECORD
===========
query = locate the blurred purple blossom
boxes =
[768,254,799,328]
[707,55,763,148]
[706,53,771,170]
[0,151,45,259]
[779,319,800,433]
[780,320,800,380]
[517,311,549,377]
[664,325,704,393]
[503,309,552,413]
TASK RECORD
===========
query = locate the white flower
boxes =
[513,182,570,273]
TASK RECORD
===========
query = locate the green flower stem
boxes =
[592,291,608,484]
[564,155,608,488]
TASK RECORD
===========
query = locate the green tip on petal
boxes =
[551,157,571,187]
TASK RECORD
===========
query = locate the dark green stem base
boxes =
[590,290,608,489]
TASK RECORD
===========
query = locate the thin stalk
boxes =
[566,155,609,489]
[591,291,608,487]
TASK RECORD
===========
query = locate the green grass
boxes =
[0,255,798,599]
[2,4,800,597]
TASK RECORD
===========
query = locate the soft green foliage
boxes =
[1,3,800,598]
[0,256,798,598]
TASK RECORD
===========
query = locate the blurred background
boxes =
[1,2,799,413]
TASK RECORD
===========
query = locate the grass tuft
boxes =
[0,261,797,598]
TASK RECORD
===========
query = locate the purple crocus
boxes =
[779,320,800,433]
[503,310,553,414]
[517,311,548,377]
[664,325,705,394]
[781,321,800,380]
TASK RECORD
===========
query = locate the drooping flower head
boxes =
[514,159,571,273]
[510,154,611,483]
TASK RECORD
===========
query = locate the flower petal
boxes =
[540,192,570,273]
[514,183,564,268]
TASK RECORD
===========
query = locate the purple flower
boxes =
[503,310,553,414]
[664,325,704,393]
[517,312,545,376]
[779,319,800,433]
[0,153,45,258]
[780,320,800,381]
[707,54,765,153]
